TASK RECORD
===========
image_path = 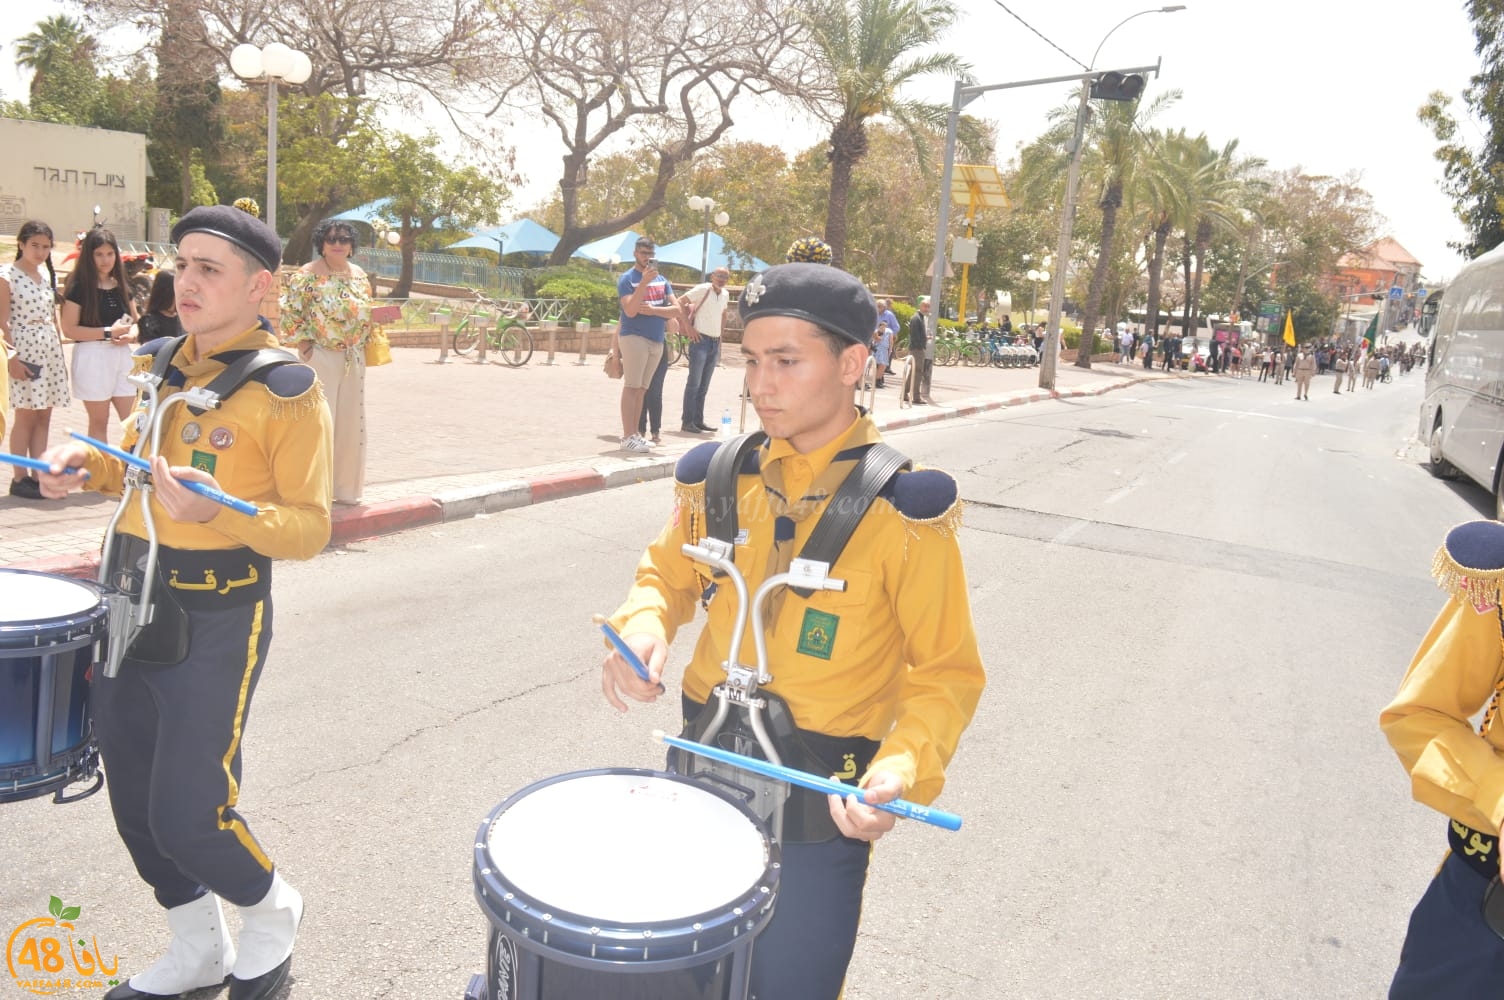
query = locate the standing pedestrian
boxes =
[601,262,985,1000]
[679,267,731,433]
[61,227,139,444]
[36,204,333,1000]
[1332,354,1345,394]
[1293,348,1315,399]
[638,317,674,445]
[908,297,933,404]
[280,218,373,504]
[136,270,183,347]
[614,237,675,452]
[3,220,67,498]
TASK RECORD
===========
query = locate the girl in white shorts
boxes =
[61,228,138,443]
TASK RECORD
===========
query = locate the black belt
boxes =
[1448,819,1500,881]
[152,544,271,610]
[679,694,879,844]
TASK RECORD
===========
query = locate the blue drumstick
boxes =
[70,432,259,517]
[0,452,87,478]
[594,614,653,682]
[655,730,963,832]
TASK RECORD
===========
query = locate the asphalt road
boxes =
[1,366,1483,999]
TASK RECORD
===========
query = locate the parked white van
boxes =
[1420,245,1504,517]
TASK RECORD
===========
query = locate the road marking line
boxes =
[1052,520,1088,545]
[1104,479,1144,505]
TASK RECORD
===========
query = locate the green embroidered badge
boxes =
[190,450,217,475]
[797,608,839,660]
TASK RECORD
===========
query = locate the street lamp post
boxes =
[686,195,730,281]
[1026,268,1050,326]
[230,41,313,235]
[1046,6,1186,380]
[930,56,1167,392]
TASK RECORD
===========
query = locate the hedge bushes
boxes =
[527,264,622,325]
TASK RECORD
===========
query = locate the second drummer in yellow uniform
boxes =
[39,204,332,1000]
[602,262,986,1000]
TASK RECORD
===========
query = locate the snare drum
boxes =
[470,768,779,1000]
[0,569,107,804]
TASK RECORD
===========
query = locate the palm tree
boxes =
[1072,89,1179,369]
[1170,134,1244,341]
[14,15,97,102]
[1129,128,1187,341]
[799,0,971,269]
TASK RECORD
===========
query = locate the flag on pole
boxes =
[1361,312,1378,353]
[1282,310,1296,347]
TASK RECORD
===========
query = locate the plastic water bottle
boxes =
[719,408,733,439]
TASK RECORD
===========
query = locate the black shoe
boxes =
[9,476,40,499]
[876,380,886,388]
[104,984,173,999]
[681,424,705,434]
[229,956,292,1000]
[695,423,716,433]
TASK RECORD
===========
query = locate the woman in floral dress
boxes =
[280,218,372,504]
[1,220,69,499]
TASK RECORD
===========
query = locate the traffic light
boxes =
[1090,72,1146,102]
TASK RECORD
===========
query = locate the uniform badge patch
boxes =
[796,608,839,660]
[181,421,202,444]
[190,450,217,475]
[209,426,235,449]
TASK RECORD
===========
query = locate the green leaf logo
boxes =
[48,896,62,918]
[61,906,81,921]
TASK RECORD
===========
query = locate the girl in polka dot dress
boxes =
[1,220,69,499]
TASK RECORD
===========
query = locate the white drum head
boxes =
[485,772,770,924]
[0,571,100,623]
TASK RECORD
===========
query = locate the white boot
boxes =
[105,893,235,998]
[229,872,302,1000]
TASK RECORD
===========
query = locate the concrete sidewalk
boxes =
[1,344,1177,575]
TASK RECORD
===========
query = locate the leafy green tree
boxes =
[373,132,507,298]
[274,95,386,263]
[152,0,224,212]
[1419,1,1504,258]
[14,15,97,104]
[795,0,970,269]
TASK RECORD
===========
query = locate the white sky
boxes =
[0,0,1481,282]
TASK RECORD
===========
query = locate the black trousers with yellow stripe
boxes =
[94,599,277,910]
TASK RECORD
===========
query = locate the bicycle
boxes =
[451,295,534,367]
[664,328,688,365]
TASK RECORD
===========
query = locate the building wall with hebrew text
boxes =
[0,118,148,241]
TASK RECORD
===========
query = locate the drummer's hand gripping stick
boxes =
[654,730,962,832]
[93,375,256,677]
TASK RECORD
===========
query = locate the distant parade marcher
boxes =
[1347,351,1361,391]
[1382,521,1504,998]
[1293,349,1316,400]
[1332,354,1345,394]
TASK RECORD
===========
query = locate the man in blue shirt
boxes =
[613,237,680,452]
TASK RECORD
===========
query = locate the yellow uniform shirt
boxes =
[611,413,985,805]
[1382,526,1504,837]
[79,325,333,560]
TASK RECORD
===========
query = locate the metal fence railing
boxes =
[358,248,526,296]
[367,297,575,327]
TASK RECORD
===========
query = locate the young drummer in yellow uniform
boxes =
[602,262,985,1000]
[38,204,332,1000]
[1382,520,1504,997]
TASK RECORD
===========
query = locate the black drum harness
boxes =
[675,431,910,844]
[97,335,298,676]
